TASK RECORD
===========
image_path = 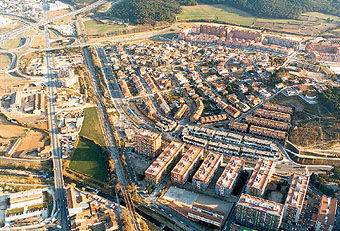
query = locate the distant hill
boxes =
[109,0,182,25]
[197,0,340,19]
[109,0,340,25]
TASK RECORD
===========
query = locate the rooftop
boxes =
[238,193,284,216]
[247,158,275,191]
[285,173,310,209]
[172,145,203,177]
[145,141,184,176]
[317,195,338,226]
[192,152,222,183]
[216,157,244,189]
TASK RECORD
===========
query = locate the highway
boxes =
[43,0,70,230]
[0,0,107,46]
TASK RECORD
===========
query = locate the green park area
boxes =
[69,137,108,180]
[83,19,125,36]
[70,107,108,181]
[79,107,106,146]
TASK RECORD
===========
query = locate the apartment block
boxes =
[263,102,293,114]
[171,146,203,184]
[236,194,284,231]
[190,99,204,122]
[245,115,289,131]
[119,79,132,98]
[174,104,189,120]
[316,195,338,231]
[200,114,228,124]
[216,157,245,197]
[249,125,287,140]
[144,141,185,184]
[192,152,223,190]
[284,173,310,224]
[253,108,291,122]
[228,122,249,133]
[246,158,275,197]
[135,129,162,158]
[8,189,44,210]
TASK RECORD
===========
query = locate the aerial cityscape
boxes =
[0,0,340,230]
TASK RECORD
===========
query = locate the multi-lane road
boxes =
[0,0,107,46]
[43,0,70,230]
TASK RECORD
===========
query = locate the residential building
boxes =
[316,195,338,231]
[246,158,275,197]
[216,157,244,197]
[249,125,287,141]
[192,152,223,190]
[236,194,284,231]
[145,141,185,184]
[171,146,203,184]
[135,129,162,158]
[284,173,310,224]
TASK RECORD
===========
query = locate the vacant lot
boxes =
[0,37,22,49]
[0,53,12,69]
[30,36,45,49]
[83,19,125,36]
[79,107,106,146]
[16,130,47,153]
[177,4,255,26]
[0,115,27,141]
[69,137,107,180]
[47,9,70,19]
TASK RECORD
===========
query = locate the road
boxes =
[43,0,70,230]
[0,0,107,46]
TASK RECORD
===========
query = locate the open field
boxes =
[30,36,45,49]
[0,73,30,90]
[0,114,27,141]
[0,19,25,36]
[177,4,255,26]
[47,9,71,19]
[0,53,12,69]
[83,19,125,36]
[16,130,47,153]
[0,37,22,49]
[69,137,107,180]
[79,107,106,146]
[177,5,340,37]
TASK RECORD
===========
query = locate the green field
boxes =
[302,12,340,21]
[70,137,108,180]
[79,107,106,146]
[83,19,125,35]
[177,4,255,26]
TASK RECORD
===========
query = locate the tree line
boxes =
[109,0,340,25]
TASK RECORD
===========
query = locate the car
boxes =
[169,214,172,217]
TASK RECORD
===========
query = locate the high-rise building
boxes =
[216,157,244,197]
[135,129,162,158]
[284,173,310,224]
[171,146,203,184]
[316,195,338,231]
[144,141,184,184]
[246,158,275,197]
[192,152,222,190]
[236,194,284,231]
